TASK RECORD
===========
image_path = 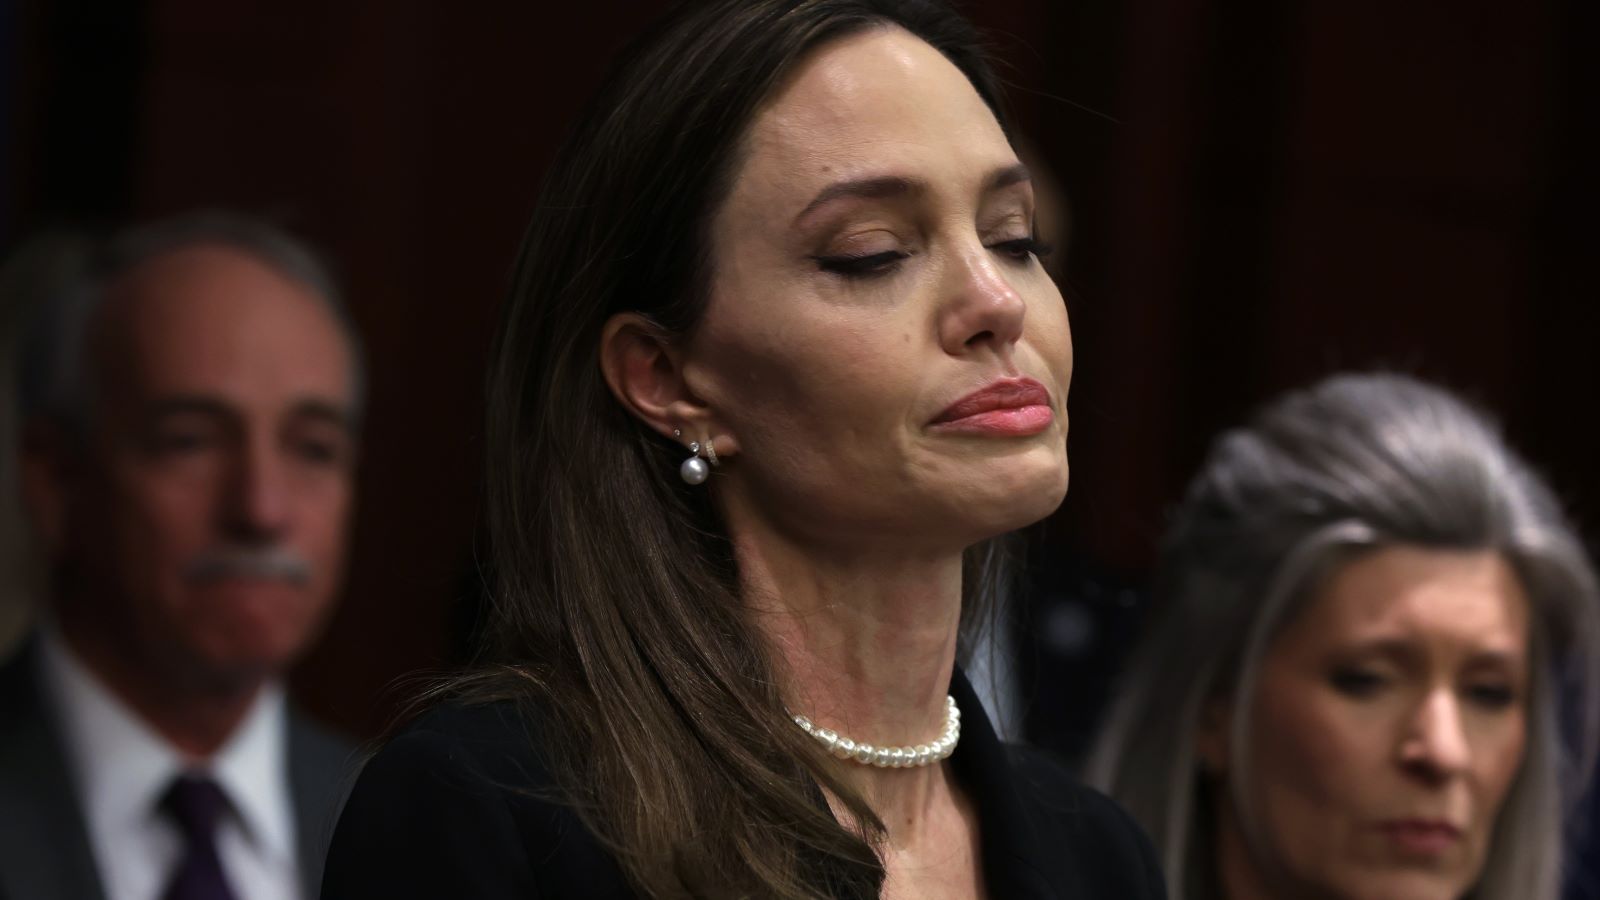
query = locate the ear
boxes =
[599,313,734,458]
[1195,695,1232,778]
[18,419,78,560]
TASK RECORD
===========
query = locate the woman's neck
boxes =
[734,521,966,832]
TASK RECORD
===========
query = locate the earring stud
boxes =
[674,429,710,485]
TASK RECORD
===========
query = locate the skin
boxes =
[24,244,358,758]
[1202,547,1530,900]
[601,26,1071,899]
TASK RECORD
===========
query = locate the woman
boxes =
[1087,373,1600,900]
[322,1,1162,897]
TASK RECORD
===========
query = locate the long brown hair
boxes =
[475,2,1013,896]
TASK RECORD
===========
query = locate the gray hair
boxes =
[16,210,365,432]
[1085,372,1600,900]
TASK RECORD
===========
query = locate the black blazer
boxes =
[323,671,1166,898]
[0,635,359,900]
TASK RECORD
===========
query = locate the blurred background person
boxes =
[0,212,361,900]
[1086,372,1600,900]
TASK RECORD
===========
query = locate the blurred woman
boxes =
[322,1,1162,897]
[1088,372,1600,900]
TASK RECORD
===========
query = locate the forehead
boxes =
[93,244,354,410]
[1289,546,1530,655]
[735,26,1012,200]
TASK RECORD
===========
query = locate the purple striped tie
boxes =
[160,774,240,900]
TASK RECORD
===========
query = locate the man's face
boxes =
[57,243,357,689]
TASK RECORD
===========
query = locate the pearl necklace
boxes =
[792,695,960,768]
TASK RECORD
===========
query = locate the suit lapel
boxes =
[287,708,359,898]
[948,667,1063,898]
[0,639,108,900]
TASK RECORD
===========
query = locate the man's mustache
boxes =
[184,546,312,586]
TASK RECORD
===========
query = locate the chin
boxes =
[959,458,1069,538]
[182,607,325,683]
[180,647,284,692]
[1319,869,1469,900]
[1006,450,1069,510]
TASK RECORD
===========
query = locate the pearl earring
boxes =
[674,429,712,485]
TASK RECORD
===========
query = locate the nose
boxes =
[937,245,1027,357]
[222,438,291,543]
[1397,689,1472,783]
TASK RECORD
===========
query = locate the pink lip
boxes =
[1376,819,1462,856]
[930,377,1053,436]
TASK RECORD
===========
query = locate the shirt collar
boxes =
[210,680,296,861]
[35,624,297,863]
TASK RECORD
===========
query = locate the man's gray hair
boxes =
[1086,372,1600,900]
[17,210,365,431]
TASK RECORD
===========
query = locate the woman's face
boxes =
[686,26,1072,552]
[1224,546,1530,900]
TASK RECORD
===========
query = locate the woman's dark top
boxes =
[322,670,1166,898]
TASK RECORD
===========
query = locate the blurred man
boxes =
[0,213,362,900]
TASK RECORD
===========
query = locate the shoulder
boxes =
[322,699,628,899]
[358,699,549,788]
[330,698,553,823]
[0,636,71,783]
[1004,745,1168,899]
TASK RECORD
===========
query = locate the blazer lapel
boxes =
[948,667,1062,898]
[287,708,359,898]
[0,638,107,900]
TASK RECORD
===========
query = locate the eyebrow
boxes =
[288,399,358,434]
[144,396,232,421]
[792,162,1032,227]
[143,395,356,434]
[1343,637,1526,670]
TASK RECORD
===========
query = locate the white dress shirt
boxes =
[36,627,303,900]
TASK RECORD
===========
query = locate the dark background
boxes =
[5,0,1597,760]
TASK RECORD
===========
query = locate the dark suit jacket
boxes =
[323,670,1166,898]
[0,636,358,900]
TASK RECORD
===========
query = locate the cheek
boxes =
[702,306,920,452]
[1471,708,1526,817]
[1024,284,1072,381]
[298,479,354,582]
[1250,679,1382,860]
[104,468,215,572]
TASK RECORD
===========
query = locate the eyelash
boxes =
[1465,684,1517,709]
[994,236,1054,262]
[812,237,1054,278]
[1330,668,1520,710]
[813,249,909,277]
[1330,668,1386,698]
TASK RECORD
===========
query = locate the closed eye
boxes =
[989,237,1053,263]
[1463,683,1518,710]
[1330,668,1388,698]
[292,438,344,466]
[150,432,216,456]
[812,250,910,278]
